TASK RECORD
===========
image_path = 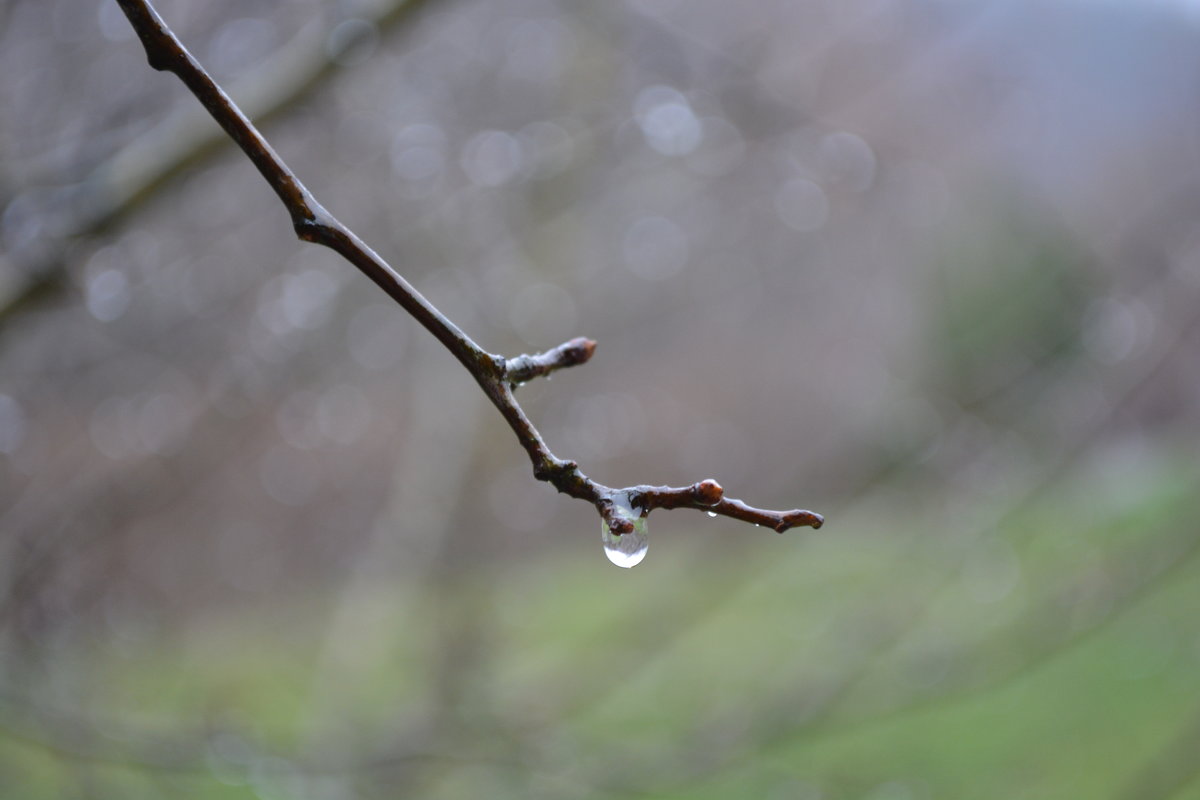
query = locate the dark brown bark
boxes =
[114,0,823,547]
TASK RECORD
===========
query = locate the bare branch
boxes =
[633,480,823,533]
[113,0,823,555]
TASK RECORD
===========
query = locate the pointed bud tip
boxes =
[777,510,823,533]
[563,337,597,365]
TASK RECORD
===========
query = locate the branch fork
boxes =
[114,0,823,548]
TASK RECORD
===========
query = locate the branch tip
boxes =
[506,336,598,386]
[775,510,824,534]
[561,336,596,366]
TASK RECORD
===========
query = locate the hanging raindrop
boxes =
[706,511,718,518]
[601,491,648,568]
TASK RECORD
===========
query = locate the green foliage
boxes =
[926,209,1095,410]
[2,459,1198,798]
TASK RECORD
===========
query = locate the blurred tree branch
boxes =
[112,0,823,550]
[0,0,431,324]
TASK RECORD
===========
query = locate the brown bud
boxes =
[562,337,597,366]
[693,479,724,506]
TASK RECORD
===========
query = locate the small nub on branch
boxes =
[692,479,724,506]
[505,337,597,386]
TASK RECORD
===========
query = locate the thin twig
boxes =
[114,0,823,543]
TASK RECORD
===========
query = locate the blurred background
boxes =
[3,0,1200,796]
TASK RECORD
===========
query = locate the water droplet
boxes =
[602,525,648,568]
[601,491,648,568]
[706,511,718,518]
